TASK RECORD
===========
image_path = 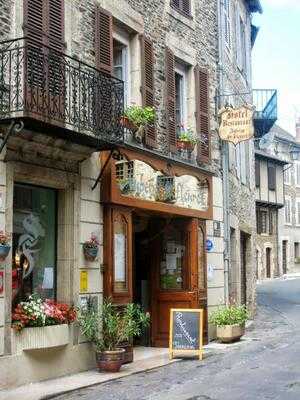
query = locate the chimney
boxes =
[296,118,300,142]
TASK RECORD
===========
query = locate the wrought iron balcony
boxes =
[253,89,278,137]
[0,38,124,148]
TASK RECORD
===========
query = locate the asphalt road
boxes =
[54,277,300,400]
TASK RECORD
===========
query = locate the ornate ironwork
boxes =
[0,38,124,146]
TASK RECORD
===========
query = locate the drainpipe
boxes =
[217,0,230,305]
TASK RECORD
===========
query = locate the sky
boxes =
[252,0,300,135]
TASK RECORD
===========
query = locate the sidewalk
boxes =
[0,330,255,400]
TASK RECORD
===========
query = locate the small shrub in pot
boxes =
[77,298,150,372]
[209,304,249,343]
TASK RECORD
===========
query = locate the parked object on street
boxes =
[209,305,248,343]
[83,234,99,262]
[0,230,11,261]
[77,299,150,373]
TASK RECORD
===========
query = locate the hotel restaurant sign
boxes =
[219,105,255,145]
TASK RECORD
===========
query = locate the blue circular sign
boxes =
[206,239,214,252]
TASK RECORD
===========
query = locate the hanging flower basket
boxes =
[83,245,99,261]
[0,244,11,261]
[176,140,195,152]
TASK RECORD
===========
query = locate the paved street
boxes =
[54,278,300,400]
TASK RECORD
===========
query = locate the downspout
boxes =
[217,0,230,305]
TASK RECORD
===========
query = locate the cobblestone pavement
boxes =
[53,278,300,400]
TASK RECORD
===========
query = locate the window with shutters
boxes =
[285,197,292,224]
[224,0,231,48]
[268,163,276,191]
[170,0,191,17]
[259,210,268,234]
[269,210,276,235]
[195,66,210,163]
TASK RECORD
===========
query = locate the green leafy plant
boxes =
[124,106,155,127]
[177,126,198,145]
[77,298,150,352]
[209,305,249,327]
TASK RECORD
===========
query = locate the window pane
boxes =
[160,222,185,290]
[114,217,127,292]
[12,185,56,305]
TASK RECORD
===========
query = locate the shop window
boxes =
[12,184,57,306]
[156,176,175,203]
[113,213,128,293]
[160,223,185,290]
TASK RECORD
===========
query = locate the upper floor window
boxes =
[285,197,292,224]
[113,34,130,106]
[175,62,188,134]
[284,167,291,185]
[295,162,300,186]
[296,199,300,226]
[236,5,247,77]
[255,159,260,187]
[224,0,231,48]
[268,163,276,191]
[170,0,191,17]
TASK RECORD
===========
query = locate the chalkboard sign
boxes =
[169,309,204,360]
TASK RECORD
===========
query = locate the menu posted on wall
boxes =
[169,309,204,360]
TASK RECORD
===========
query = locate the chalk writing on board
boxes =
[175,312,197,347]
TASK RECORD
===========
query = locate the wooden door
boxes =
[266,248,271,278]
[103,206,133,305]
[151,218,203,347]
[240,233,247,306]
[282,241,287,274]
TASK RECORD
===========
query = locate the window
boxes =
[170,0,191,17]
[296,199,300,225]
[295,162,300,186]
[294,243,300,260]
[113,38,129,106]
[12,184,57,306]
[255,159,260,187]
[175,63,187,134]
[285,197,292,224]
[257,209,268,234]
[224,0,231,48]
[284,167,291,185]
[269,210,275,235]
[268,163,276,191]
[236,6,247,76]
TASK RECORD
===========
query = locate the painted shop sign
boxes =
[169,309,204,360]
[116,160,209,211]
[219,105,254,145]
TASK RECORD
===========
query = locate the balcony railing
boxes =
[0,38,124,148]
[253,89,278,137]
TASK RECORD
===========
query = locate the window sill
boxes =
[168,7,195,29]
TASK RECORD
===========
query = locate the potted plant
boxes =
[77,299,150,373]
[209,304,249,343]
[0,230,11,261]
[176,126,198,151]
[122,105,155,142]
[83,234,99,261]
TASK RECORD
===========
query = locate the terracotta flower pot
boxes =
[120,116,138,132]
[176,140,195,152]
[216,323,245,343]
[0,244,10,261]
[96,348,126,373]
[83,246,98,261]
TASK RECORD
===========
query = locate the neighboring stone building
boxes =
[273,124,300,275]
[254,145,287,280]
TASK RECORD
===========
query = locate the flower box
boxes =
[176,140,195,152]
[13,324,70,352]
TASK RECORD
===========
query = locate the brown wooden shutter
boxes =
[140,35,157,148]
[95,7,113,74]
[23,0,45,45]
[170,0,191,16]
[195,66,210,163]
[49,0,65,51]
[165,47,176,153]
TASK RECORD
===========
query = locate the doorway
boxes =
[240,231,249,306]
[103,206,207,348]
[282,241,287,274]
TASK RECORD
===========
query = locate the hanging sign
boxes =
[169,309,204,360]
[205,239,214,252]
[219,105,254,145]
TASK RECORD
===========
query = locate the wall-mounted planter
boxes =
[13,324,70,353]
[83,246,98,262]
[0,244,11,261]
